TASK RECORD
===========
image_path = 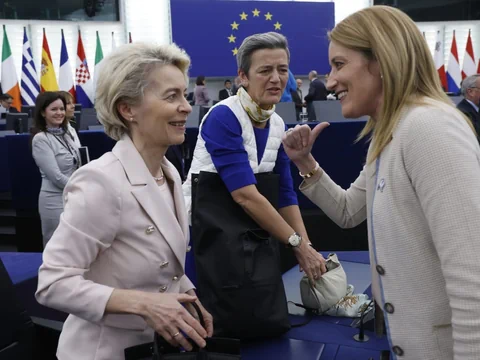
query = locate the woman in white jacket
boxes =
[284,6,480,360]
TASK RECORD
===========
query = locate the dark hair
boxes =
[224,79,231,85]
[0,94,13,101]
[196,75,205,86]
[32,92,68,133]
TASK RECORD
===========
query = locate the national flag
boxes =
[75,30,94,108]
[111,31,116,50]
[1,25,21,111]
[40,28,59,92]
[59,29,76,101]
[461,29,476,80]
[20,27,40,106]
[94,31,104,98]
[170,1,334,76]
[434,31,448,91]
[446,30,461,94]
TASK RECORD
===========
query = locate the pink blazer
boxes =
[36,134,194,360]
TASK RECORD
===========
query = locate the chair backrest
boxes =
[275,102,297,124]
[313,101,368,123]
[74,104,82,112]
[0,257,34,359]
[88,125,104,131]
[5,113,30,133]
[186,105,201,127]
[0,130,15,137]
[20,106,35,118]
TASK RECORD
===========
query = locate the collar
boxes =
[466,99,479,112]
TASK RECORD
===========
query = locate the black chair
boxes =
[21,106,35,118]
[5,113,29,133]
[0,257,34,359]
[71,111,82,132]
[0,257,62,360]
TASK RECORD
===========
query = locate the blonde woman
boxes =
[284,6,480,360]
[36,43,213,360]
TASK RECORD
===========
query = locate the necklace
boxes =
[153,169,164,181]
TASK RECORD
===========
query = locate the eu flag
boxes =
[171,0,334,77]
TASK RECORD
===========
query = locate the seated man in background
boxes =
[218,79,233,100]
[456,74,480,136]
[0,93,18,117]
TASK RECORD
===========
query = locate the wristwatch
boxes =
[287,232,302,248]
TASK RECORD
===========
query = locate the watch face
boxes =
[289,233,301,247]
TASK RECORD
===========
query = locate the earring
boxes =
[380,75,384,79]
[130,117,134,122]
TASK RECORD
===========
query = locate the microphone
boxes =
[353,300,373,342]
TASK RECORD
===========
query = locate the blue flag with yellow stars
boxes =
[171,0,334,77]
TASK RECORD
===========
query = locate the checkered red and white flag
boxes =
[75,30,94,108]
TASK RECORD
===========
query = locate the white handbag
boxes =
[300,253,348,313]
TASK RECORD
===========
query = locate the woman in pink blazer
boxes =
[36,43,213,360]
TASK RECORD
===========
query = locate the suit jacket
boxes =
[456,98,480,135]
[291,88,303,109]
[36,135,194,360]
[32,127,81,193]
[194,85,210,106]
[304,78,328,103]
[218,88,231,101]
[301,99,480,360]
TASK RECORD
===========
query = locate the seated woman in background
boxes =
[36,42,213,360]
[58,90,79,129]
[31,91,81,247]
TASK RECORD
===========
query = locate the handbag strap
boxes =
[288,301,320,328]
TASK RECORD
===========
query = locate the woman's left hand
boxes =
[185,290,214,337]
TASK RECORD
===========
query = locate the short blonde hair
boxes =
[329,6,470,163]
[95,42,191,140]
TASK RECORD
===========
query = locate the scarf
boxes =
[237,87,276,123]
[46,127,65,136]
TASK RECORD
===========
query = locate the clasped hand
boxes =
[142,292,213,351]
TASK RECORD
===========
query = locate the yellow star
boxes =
[252,8,260,17]
[231,21,239,30]
[240,12,248,20]
[228,34,236,43]
[232,47,239,56]
[265,12,273,20]
[274,21,282,30]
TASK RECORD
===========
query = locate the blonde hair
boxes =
[329,5,472,163]
[95,42,191,140]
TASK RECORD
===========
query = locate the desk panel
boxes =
[242,337,325,360]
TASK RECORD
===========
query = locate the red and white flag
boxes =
[461,29,476,80]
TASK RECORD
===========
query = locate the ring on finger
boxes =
[286,128,294,134]
[172,332,180,337]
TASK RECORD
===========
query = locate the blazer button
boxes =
[392,346,404,356]
[376,265,385,275]
[160,261,169,268]
[186,246,192,253]
[384,302,395,314]
[145,225,155,235]
[159,285,167,292]
[172,276,179,281]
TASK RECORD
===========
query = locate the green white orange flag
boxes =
[1,25,21,111]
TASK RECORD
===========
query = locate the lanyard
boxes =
[51,133,79,167]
